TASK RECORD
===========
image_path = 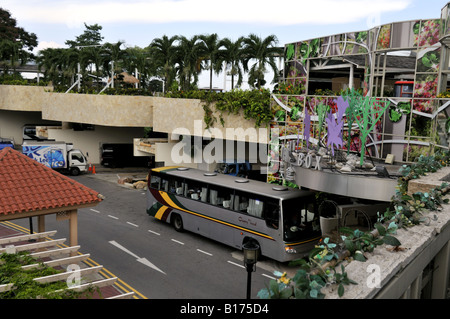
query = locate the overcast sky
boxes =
[2,0,447,89]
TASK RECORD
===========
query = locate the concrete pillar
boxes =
[37,215,45,233]
[69,210,78,255]
[37,215,45,243]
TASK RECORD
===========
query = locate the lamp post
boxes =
[243,241,259,299]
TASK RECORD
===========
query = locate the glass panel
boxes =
[282,197,319,242]
[377,24,392,50]
[208,185,233,208]
[185,180,207,201]
[391,21,416,48]
[416,19,440,47]
[287,96,304,123]
[150,175,161,189]
[71,153,84,163]
[416,46,440,73]
[168,178,184,195]
[233,190,249,213]
[414,74,438,99]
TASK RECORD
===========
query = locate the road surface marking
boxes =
[171,239,184,245]
[127,222,139,227]
[90,209,100,213]
[196,249,213,256]
[262,273,276,280]
[148,230,160,236]
[109,240,166,275]
[108,215,119,220]
[227,261,245,269]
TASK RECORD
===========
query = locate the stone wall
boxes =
[0,85,53,112]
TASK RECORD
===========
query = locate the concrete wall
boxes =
[0,85,53,112]
[152,97,267,143]
[0,110,60,145]
[42,92,154,127]
[0,85,267,142]
[0,85,268,167]
[48,125,145,164]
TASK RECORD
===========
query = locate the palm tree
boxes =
[37,47,78,87]
[60,47,80,87]
[102,41,125,87]
[241,34,283,89]
[123,46,156,89]
[174,35,205,91]
[217,37,244,90]
[148,35,179,91]
[198,33,221,90]
[79,46,104,87]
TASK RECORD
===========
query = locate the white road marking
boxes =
[148,230,160,236]
[109,240,166,275]
[262,273,276,280]
[227,260,245,269]
[171,239,184,245]
[90,209,100,213]
[108,215,119,220]
[197,249,213,256]
[127,222,139,227]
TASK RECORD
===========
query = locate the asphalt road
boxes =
[11,172,289,299]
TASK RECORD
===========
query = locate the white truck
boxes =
[22,141,89,176]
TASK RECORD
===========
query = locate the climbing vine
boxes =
[165,89,272,129]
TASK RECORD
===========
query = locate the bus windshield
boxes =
[282,197,320,242]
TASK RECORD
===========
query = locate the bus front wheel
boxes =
[172,214,184,232]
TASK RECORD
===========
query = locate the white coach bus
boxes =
[146,166,321,262]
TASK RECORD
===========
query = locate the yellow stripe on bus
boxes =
[155,205,170,220]
[158,191,274,241]
[151,166,180,172]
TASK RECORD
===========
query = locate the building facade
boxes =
[268,3,450,186]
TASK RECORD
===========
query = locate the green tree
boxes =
[123,46,155,89]
[36,47,79,87]
[198,33,221,90]
[217,37,244,89]
[174,35,205,91]
[0,7,37,74]
[241,34,282,89]
[65,23,104,48]
[148,35,179,91]
[101,41,125,87]
[80,45,105,87]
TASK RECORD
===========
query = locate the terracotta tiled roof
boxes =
[0,147,102,217]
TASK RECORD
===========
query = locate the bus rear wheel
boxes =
[172,214,184,232]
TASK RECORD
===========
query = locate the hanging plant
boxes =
[389,102,410,123]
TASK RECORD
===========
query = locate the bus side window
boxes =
[233,190,249,213]
[247,198,263,218]
[150,175,161,189]
[265,200,280,229]
[168,177,183,194]
[161,179,169,192]
[185,180,208,201]
[209,186,233,208]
